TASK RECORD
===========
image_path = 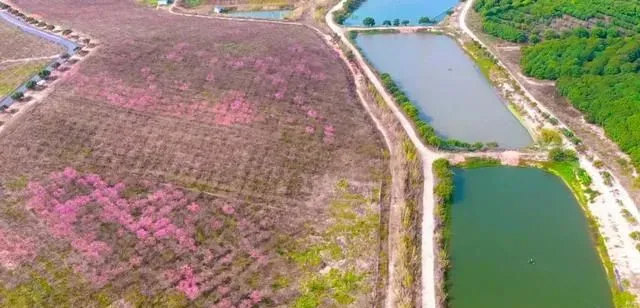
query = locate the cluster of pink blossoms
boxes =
[0,227,36,270]
[26,168,201,293]
[24,168,269,304]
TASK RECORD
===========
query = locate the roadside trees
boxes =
[38,69,51,80]
[362,17,375,27]
[25,80,37,90]
[419,16,431,24]
[10,91,24,101]
[383,20,391,26]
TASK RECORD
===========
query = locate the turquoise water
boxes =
[344,0,459,26]
[355,33,532,148]
[225,10,291,20]
[449,167,612,308]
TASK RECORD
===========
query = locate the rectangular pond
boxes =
[224,9,291,20]
[355,33,532,149]
[343,0,459,26]
[449,167,612,308]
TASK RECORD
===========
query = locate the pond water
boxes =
[355,33,532,149]
[225,10,291,20]
[449,167,612,308]
[344,0,459,26]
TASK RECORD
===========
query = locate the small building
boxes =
[214,6,224,14]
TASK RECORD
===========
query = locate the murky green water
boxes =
[449,167,612,308]
[355,33,532,149]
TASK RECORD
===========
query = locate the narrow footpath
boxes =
[325,2,444,308]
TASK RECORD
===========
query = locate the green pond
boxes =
[449,167,612,308]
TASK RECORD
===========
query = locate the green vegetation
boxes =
[333,0,367,25]
[463,41,499,79]
[455,157,501,169]
[630,231,640,241]
[0,61,48,98]
[289,180,380,307]
[548,148,578,163]
[476,0,640,172]
[419,17,431,25]
[382,20,391,26]
[294,269,364,307]
[25,80,36,90]
[433,158,453,305]
[539,128,563,145]
[10,91,23,100]
[183,0,202,8]
[621,209,638,225]
[474,0,640,43]
[539,159,638,307]
[37,69,50,80]
[379,72,491,151]
[395,139,423,307]
[362,17,375,27]
[0,261,117,307]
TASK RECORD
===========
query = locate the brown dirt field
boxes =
[0,18,63,61]
[0,0,385,306]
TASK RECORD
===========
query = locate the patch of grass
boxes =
[541,160,638,307]
[5,175,28,191]
[463,41,498,79]
[455,157,501,169]
[0,61,48,98]
[289,180,379,307]
[433,158,453,306]
[621,209,638,226]
[294,269,363,308]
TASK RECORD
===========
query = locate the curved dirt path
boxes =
[326,2,443,308]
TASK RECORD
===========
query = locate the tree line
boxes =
[476,0,640,169]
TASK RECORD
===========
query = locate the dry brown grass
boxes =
[0,19,62,61]
[0,0,385,306]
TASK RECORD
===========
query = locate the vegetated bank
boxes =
[436,150,637,307]
[333,0,367,25]
[446,162,612,308]
[349,30,533,151]
[473,0,640,175]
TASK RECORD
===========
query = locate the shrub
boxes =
[62,29,72,35]
[418,17,431,24]
[401,20,410,26]
[549,148,578,162]
[25,80,37,90]
[393,19,400,26]
[184,0,202,7]
[46,24,55,30]
[10,92,24,100]
[362,17,375,27]
[539,128,562,145]
[38,69,51,79]
[630,231,640,241]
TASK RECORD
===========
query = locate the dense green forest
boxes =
[474,0,640,43]
[475,0,640,169]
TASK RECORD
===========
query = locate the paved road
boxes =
[0,10,78,107]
